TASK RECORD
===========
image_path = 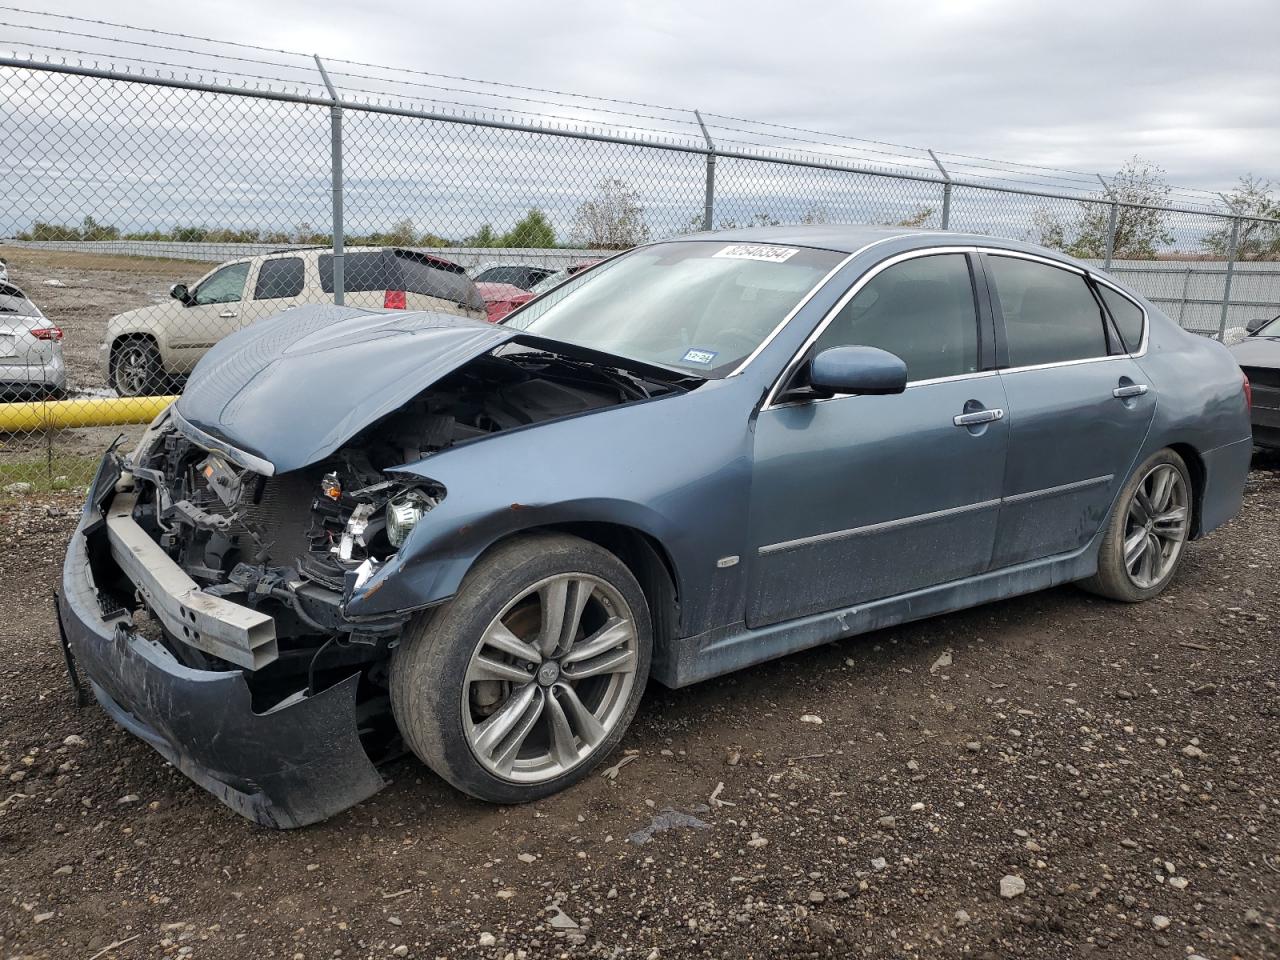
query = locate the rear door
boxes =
[246,255,307,326]
[984,252,1156,568]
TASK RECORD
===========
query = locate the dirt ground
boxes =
[0,453,1276,959]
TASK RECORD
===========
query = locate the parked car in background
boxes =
[1229,313,1280,448]
[476,260,606,323]
[0,282,65,400]
[470,263,557,290]
[101,247,486,396]
[0,257,8,283]
[58,225,1252,827]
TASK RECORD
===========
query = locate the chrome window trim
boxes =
[727,234,920,377]
[762,245,981,408]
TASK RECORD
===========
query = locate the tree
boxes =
[1034,157,1173,260]
[501,208,556,248]
[571,179,649,249]
[892,206,935,228]
[464,224,498,247]
[1205,175,1280,260]
[80,215,119,241]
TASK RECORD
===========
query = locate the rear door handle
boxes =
[219,310,238,319]
[1113,384,1149,399]
[953,408,1004,426]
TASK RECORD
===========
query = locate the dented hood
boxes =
[175,305,522,474]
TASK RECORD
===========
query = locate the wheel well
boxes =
[498,522,682,658]
[1167,442,1206,538]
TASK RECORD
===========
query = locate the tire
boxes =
[1079,448,1193,602]
[110,338,163,397]
[390,532,652,803]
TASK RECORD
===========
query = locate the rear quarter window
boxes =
[1096,284,1145,352]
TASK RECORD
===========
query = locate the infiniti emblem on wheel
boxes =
[536,661,561,686]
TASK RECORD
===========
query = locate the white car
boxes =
[0,282,66,400]
[102,246,487,396]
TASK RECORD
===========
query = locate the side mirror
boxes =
[1245,316,1273,334]
[808,345,908,397]
[170,283,192,305]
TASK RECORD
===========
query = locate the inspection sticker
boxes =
[713,244,799,263]
[682,348,719,365]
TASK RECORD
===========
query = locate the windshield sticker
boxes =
[713,244,799,263]
[682,348,719,365]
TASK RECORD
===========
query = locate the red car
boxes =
[475,260,603,323]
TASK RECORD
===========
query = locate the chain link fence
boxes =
[1,54,1278,490]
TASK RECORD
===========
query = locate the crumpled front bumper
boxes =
[57,466,386,828]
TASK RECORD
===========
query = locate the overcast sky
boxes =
[37,0,1280,195]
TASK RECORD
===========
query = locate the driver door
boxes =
[745,251,1008,627]
[169,260,252,372]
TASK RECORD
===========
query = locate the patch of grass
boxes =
[0,453,101,495]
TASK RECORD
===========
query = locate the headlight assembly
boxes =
[386,489,434,548]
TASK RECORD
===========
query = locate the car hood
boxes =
[1229,336,1280,367]
[173,303,679,475]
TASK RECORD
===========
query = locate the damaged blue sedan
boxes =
[57,225,1254,826]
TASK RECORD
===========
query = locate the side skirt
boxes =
[653,537,1100,689]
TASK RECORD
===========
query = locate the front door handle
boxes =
[953,408,1004,427]
[1113,383,1149,399]
[219,310,238,319]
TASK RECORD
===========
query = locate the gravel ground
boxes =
[1,454,1278,960]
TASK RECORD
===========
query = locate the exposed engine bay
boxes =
[99,345,688,737]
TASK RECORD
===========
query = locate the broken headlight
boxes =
[386,489,433,548]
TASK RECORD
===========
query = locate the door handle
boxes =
[1112,384,1149,399]
[953,408,1004,427]
[219,310,238,319]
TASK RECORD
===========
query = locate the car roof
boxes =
[673,223,1090,266]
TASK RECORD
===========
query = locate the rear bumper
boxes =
[1197,436,1255,535]
[0,354,65,395]
[57,466,386,828]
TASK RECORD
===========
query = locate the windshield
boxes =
[1254,314,1280,336]
[505,241,843,377]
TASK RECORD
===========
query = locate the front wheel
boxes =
[110,338,163,397]
[390,533,652,802]
[1079,449,1193,602]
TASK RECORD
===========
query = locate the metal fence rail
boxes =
[0,51,1277,490]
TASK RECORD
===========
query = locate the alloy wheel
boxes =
[461,573,639,783]
[114,344,154,396]
[1122,463,1189,589]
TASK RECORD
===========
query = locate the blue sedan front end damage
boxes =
[57,455,388,829]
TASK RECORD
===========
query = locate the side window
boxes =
[192,262,250,305]
[987,256,1107,366]
[1096,284,1145,353]
[812,253,980,382]
[253,258,305,300]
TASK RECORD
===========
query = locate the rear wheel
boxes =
[390,533,651,802]
[111,338,162,397]
[1079,449,1192,602]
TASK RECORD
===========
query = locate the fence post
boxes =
[1097,174,1117,269]
[693,110,716,231]
[1177,265,1192,325]
[1218,217,1240,341]
[315,55,344,306]
[928,149,952,230]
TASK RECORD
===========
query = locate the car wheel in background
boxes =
[1079,448,1193,602]
[390,533,651,803]
[110,338,162,397]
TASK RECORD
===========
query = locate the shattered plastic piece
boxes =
[626,804,711,844]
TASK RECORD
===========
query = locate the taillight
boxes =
[383,290,406,310]
[1243,371,1252,411]
[30,326,63,341]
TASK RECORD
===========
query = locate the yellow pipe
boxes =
[0,395,177,432]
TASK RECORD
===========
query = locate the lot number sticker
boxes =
[713,244,799,263]
[682,348,719,365]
